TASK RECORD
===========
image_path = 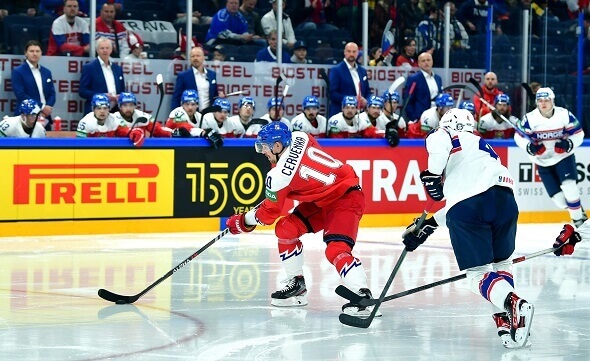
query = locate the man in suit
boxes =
[79,37,125,114]
[171,46,224,111]
[12,40,56,130]
[328,42,371,118]
[404,52,442,123]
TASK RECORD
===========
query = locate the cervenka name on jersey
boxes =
[264,133,308,202]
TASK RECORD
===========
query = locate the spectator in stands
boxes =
[443,2,469,50]
[205,0,254,47]
[289,0,339,32]
[125,31,146,59]
[171,46,224,111]
[457,0,493,35]
[395,37,419,68]
[11,40,56,130]
[499,0,532,36]
[290,40,308,64]
[477,93,517,139]
[172,30,198,60]
[4,1,38,16]
[473,71,502,120]
[212,44,227,63]
[415,4,441,55]
[46,0,90,56]
[255,30,292,63]
[238,0,267,46]
[328,42,370,117]
[173,0,213,25]
[261,0,297,49]
[368,47,384,66]
[79,37,125,114]
[96,2,129,58]
[403,51,442,123]
[399,0,423,37]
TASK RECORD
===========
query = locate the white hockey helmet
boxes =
[439,108,475,133]
[535,87,555,103]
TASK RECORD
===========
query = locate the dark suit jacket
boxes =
[328,61,371,117]
[12,62,56,116]
[404,70,442,122]
[171,68,219,109]
[79,58,126,114]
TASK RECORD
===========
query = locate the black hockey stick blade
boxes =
[521,82,535,111]
[201,105,222,116]
[468,77,484,98]
[335,285,365,304]
[339,249,408,328]
[150,74,165,136]
[98,228,229,304]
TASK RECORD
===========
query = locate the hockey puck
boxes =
[115,300,126,304]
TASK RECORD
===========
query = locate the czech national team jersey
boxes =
[201,112,242,138]
[76,113,129,138]
[290,113,327,137]
[426,128,514,211]
[0,116,46,138]
[253,132,359,225]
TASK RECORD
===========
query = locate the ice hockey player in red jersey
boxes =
[226,122,380,317]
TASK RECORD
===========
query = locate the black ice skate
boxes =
[271,275,308,307]
[504,293,534,348]
[341,288,382,318]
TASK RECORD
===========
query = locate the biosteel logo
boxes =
[13,164,159,205]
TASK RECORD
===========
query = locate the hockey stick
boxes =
[198,105,223,128]
[273,84,290,122]
[399,82,416,124]
[213,90,244,100]
[149,73,165,136]
[468,78,532,142]
[338,199,435,328]
[319,68,330,135]
[337,244,568,306]
[521,83,535,112]
[28,109,44,138]
[98,228,230,304]
[388,76,406,94]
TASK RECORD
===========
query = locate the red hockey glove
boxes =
[129,128,145,147]
[226,214,256,235]
[554,138,573,154]
[553,224,582,256]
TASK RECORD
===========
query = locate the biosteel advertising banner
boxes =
[1,149,174,221]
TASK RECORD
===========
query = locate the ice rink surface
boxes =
[1,223,589,361]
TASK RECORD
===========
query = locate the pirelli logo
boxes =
[13,164,159,205]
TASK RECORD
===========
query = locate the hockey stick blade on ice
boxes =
[337,244,568,307]
[98,228,230,304]
[338,200,434,328]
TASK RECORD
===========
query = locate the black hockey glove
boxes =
[420,170,444,201]
[171,127,191,138]
[385,122,400,147]
[554,138,573,154]
[526,142,546,156]
[402,216,438,252]
[553,224,582,256]
[203,128,224,149]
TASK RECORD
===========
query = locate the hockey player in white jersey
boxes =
[402,108,534,349]
[458,101,476,117]
[76,94,146,147]
[227,96,259,138]
[407,93,454,138]
[514,88,586,226]
[164,89,223,148]
[382,90,407,135]
[327,96,380,138]
[0,99,46,138]
[200,98,242,138]
[358,95,387,137]
[114,92,173,138]
[291,96,327,137]
[260,97,292,130]
[477,94,516,139]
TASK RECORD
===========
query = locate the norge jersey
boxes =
[426,128,514,211]
[250,132,359,225]
[0,116,46,138]
[291,112,327,137]
[514,107,584,167]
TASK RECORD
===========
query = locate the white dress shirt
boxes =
[421,69,439,106]
[99,57,117,97]
[346,60,361,96]
[27,60,46,105]
[193,67,210,110]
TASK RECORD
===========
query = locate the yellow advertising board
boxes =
[0,149,174,221]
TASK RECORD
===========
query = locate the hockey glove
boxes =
[554,138,573,154]
[226,214,256,235]
[553,224,582,256]
[171,127,191,138]
[203,128,224,149]
[420,170,444,201]
[385,122,400,147]
[526,142,546,156]
[402,217,438,252]
[128,128,145,147]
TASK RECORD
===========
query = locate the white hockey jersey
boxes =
[358,112,386,137]
[201,112,242,138]
[260,114,292,131]
[514,107,584,167]
[113,109,172,138]
[426,127,514,212]
[420,107,441,133]
[0,116,46,138]
[76,112,129,137]
[165,106,206,137]
[290,112,327,137]
[380,111,407,131]
[478,112,517,139]
[327,112,380,138]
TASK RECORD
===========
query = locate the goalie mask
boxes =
[439,108,475,133]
